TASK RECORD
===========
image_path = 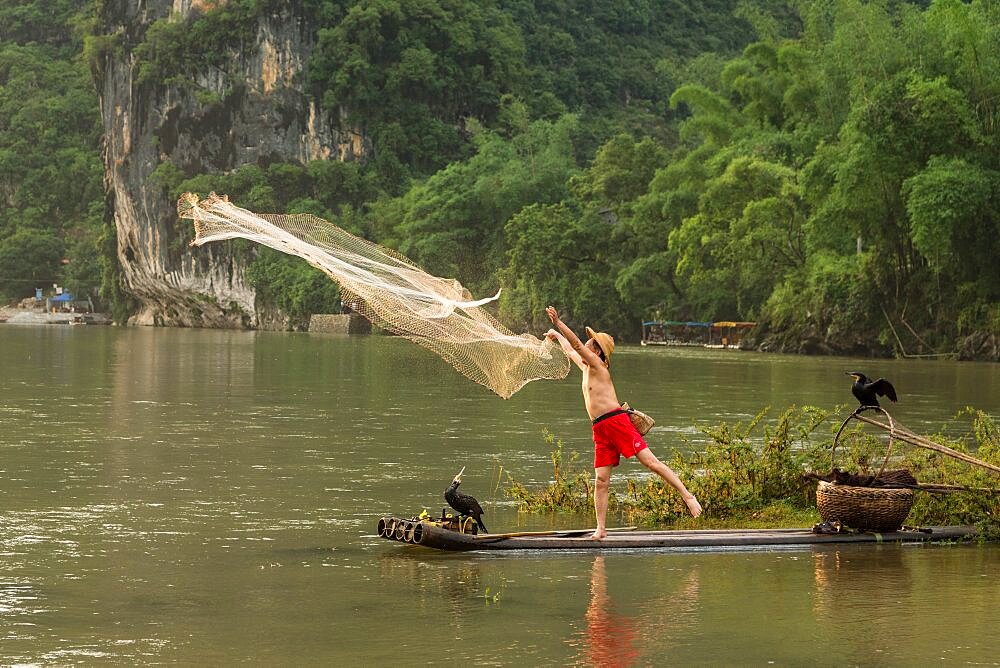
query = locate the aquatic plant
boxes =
[506,428,594,514]
[902,409,1000,530]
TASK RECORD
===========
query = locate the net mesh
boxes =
[178,192,569,398]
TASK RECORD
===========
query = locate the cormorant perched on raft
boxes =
[846,372,897,411]
[444,467,488,533]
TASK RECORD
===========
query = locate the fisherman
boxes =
[545,306,702,540]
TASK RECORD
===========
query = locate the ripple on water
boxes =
[0,579,43,616]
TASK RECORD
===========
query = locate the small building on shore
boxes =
[45,292,95,313]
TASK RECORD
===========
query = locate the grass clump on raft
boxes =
[902,409,1000,538]
[504,406,1000,535]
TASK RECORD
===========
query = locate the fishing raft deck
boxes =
[386,521,979,552]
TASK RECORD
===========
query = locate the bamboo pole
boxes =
[473,526,638,540]
[850,411,1000,476]
[875,483,1000,494]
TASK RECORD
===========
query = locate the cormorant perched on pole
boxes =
[444,467,488,533]
[846,372,897,411]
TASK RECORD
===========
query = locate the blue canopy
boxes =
[50,292,75,302]
[642,320,712,328]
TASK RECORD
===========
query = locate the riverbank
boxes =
[747,324,1000,363]
[0,305,112,326]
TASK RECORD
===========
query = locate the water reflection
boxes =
[568,555,701,666]
[580,556,639,666]
[813,546,912,622]
[809,545,998,664]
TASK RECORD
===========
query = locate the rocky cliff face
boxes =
[94,0,364,327]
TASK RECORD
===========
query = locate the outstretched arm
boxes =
[546,306,604,369]
[546,328,585,371]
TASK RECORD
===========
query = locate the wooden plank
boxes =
[471,526,638,539]
[399,521,979,552]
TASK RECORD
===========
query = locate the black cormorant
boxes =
[444,467,488,533]
[846,372,897,410]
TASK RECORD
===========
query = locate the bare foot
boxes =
[589,529,607,540]
[685,495,703,518]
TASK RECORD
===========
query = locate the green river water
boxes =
[1,325,997,665]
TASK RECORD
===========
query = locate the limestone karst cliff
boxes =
[93,0,364,327]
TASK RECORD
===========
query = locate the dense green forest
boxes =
[0,0,104,301]
[2,0,998,358]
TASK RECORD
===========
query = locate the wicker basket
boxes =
[814,407,915,532]
[816,480,914,532]
[621,402,655,435]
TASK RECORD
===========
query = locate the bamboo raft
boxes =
[377,517,978,552]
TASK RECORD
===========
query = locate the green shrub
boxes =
[506,429,594,514]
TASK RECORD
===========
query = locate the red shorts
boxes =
[592,411,648,468]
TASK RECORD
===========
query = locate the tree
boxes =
[904,157,998,283]
[500,203,628,335]
[0,231,64,299]
[385,115,579,295]
[309,0,527,179]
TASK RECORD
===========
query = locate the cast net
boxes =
[178,192,569,398]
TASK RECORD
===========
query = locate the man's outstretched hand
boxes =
[546,306,560,324]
